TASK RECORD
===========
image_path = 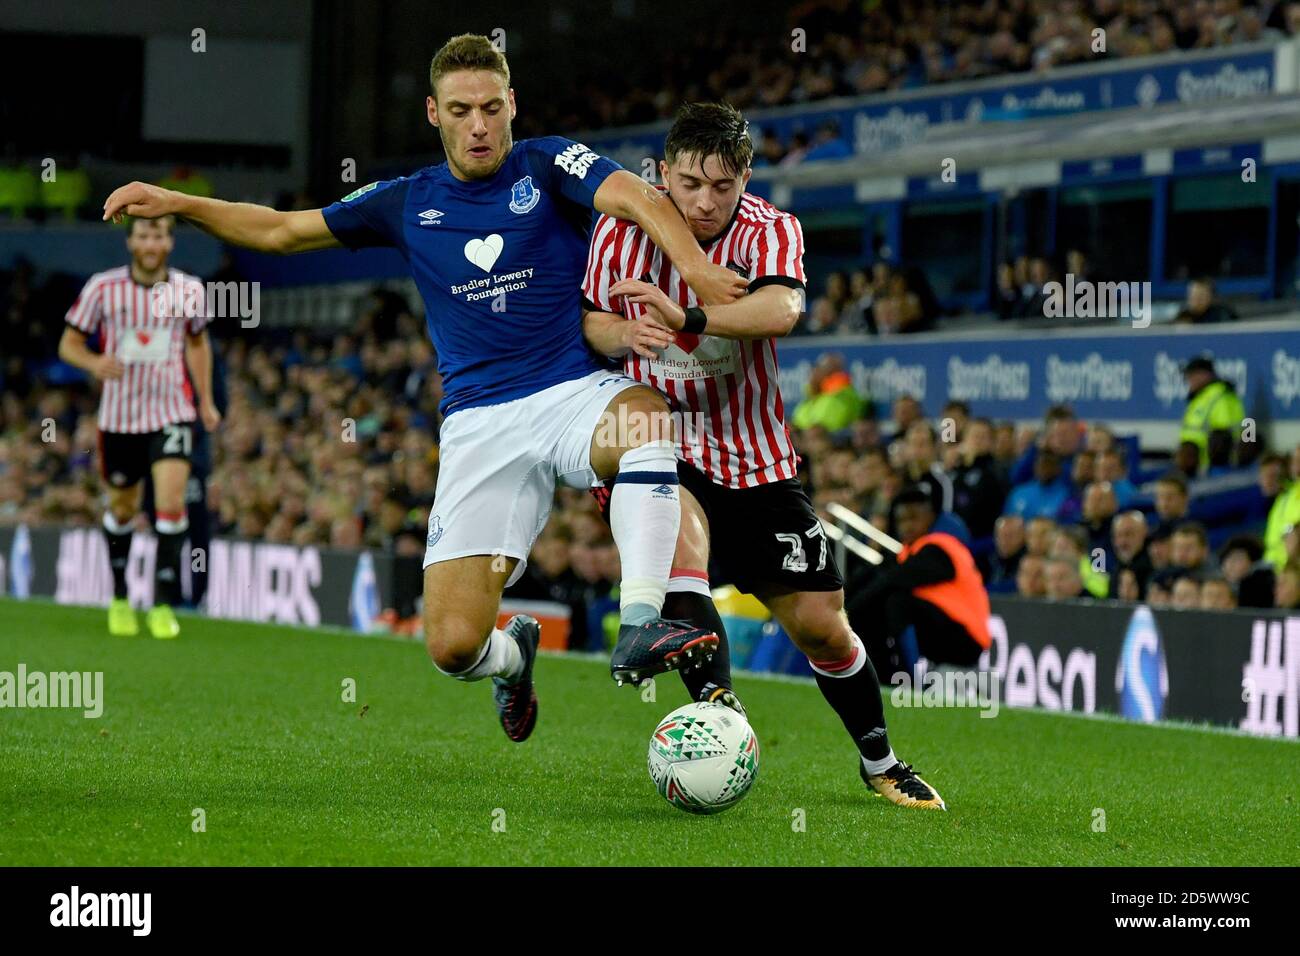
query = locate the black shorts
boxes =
[98,422,196,488]
[592,460,843,596]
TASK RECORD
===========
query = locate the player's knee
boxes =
[616,391,674,454]
[785,598,852,659]
[109,503,136,525]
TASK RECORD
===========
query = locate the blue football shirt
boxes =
[321,136,622,416]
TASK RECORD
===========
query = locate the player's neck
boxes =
[129,262,168,287]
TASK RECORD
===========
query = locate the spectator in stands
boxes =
[1009,404,1082,487]
[1153,473,1191,534]
[1146,569,1176,607]
[1004,449,1070,520]
[1253,452,1288,521]
[754,128,786,166]
[1016,553,1047,598]
[940,400,970,464]
[1264,445,1300,567]
[1200,576,1236,610]
[1175,277,1238,324]
[1108,510,1152,599]
[994,260,1022,320]
[1044,556,1086,600]
[1052,524,1109,598]
[884,394,924,450]
[1147,522,1174,572]
[1171,573,1202,610]
[1025,514,1057,558]
[1079,481,1118,560]
[1015,256,1056,318]
[983,514,1025,593]
[950,417,1004,537]
[791,353,867,431]
[1096,446,1137,507]
[1170,521,1214,576]
[991,420,1018,490]
[901,421,954,516]
[1056,450,1096,523]
[1220,533,1275,608]
[1179,355,1246,473]
[1277,561,1300,610]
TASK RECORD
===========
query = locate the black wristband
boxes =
[682,306,708,335]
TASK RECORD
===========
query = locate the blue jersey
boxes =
[321,137,622,416]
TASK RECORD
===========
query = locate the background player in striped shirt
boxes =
[57,215,221,639]
[582,103,946,809]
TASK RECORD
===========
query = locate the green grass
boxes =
[0,597,1295,866]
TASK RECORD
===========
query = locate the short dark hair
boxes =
[892,485,934,512]
[1156,473,1189,496]
[1173,521,1208,547]
[664,102,754,179]
[1220,533,1264,563]
[942,400,970,417]
[1045,404,1076,423]
[429,33,510,98]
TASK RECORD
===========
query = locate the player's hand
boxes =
[681,260,748,306]
[620,316,676,359]
[93,355,125,381]
[610,279,686,330]
[199,401,222,432]
[102,182,182,224]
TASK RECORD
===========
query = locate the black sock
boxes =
[662,590,732,699]
[102,515,132,600]
[154,514,187,607]
[812,638,893,764]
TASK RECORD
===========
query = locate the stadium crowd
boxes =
[526,0,1300,147]
[3,261,1300,649]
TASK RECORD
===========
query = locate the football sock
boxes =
[102,511,133,600]
[663,571,732,698]
[808,630,895,768]
[437,628,524,683]
[153,511,188,607]
[610,439,680,626]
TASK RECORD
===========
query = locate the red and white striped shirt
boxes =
[583,191,805,489]
[65,266,209,434]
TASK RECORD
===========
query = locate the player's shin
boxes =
[609,439,680,625]
[662,571,732,698]
[103,511,133,600]
[809,630,897,775]
[153,511,188,607]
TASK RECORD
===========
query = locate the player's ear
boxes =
[658,160,669,185]
[508,88,517,120]
[741,167,752,190]
[426,95,439,128]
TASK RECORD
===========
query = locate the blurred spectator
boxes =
[1079,481,1119,559]
[982,514,1024,593]
[1153,474,1191,533]
[1025,515,1057,558]
[1277,561,1300,610]
[1199,575,1236,610]
[791,353,867,431]
[1171,573,1202,610]
[1044,556,1085,600]
[1004,449,1069,520]
[1175,277,1238,324]
[1016,553,1047,598]
[1264,445,1300,567]
[1009,404,1083,487]
[1219,533,1275,608]
[1096,446,1137,507]
[1108,510,1152,599]
[1179,355,1245,473]
[1170,521,1213,575]
[900,422,954,515]
[950,417,1004,537]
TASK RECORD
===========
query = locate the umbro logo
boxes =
[418,208,444,225]
[651,483,675,496]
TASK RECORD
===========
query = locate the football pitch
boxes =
[0,597,1295,867]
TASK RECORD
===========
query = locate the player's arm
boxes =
[103,182,340,255]
[592,171,747,306]
[57,326,122,382]
[607,280,801,340]
[581,307,676,359]
[184,329,222,431]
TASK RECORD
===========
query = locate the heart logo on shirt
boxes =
[674,332,701,354]
[137,332,151,345]
[464,234,504,272]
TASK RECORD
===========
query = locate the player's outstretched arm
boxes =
[103,182,340,255]
[592,171,748,307]
[582,308,675,359]
[609,280,801,340]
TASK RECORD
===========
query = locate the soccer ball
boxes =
[647,702,759,814]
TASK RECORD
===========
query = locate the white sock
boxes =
[438,628,523,683]
[862,750,899,777]
[610,439,680,623]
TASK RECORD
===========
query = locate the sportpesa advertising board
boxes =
[2,525,1295,739]
[778,322,1300,424]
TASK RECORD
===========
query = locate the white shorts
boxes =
[423,370,639,587]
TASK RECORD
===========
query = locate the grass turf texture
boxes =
[1,597,1295,866]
